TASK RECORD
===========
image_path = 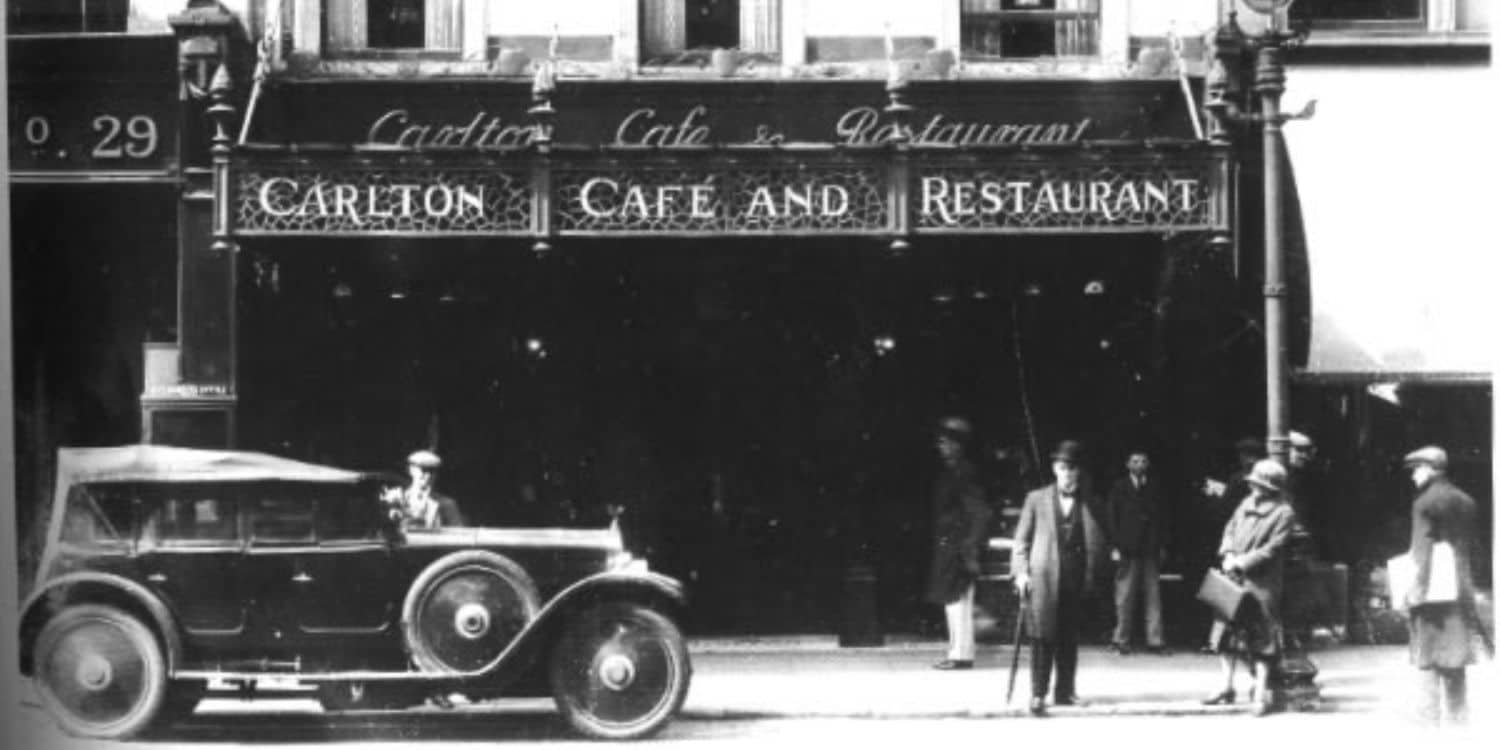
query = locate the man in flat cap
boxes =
[1012,440,1105,715]
[1401,445,1490,727]
[925,417,992,670]
[385,449,466,530]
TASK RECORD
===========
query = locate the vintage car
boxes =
[19,446,691,740]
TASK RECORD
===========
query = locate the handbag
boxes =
[1196,567,1252,624]
[1389,541,1460,610]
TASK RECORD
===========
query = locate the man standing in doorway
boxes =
[925,417,992,670]
[385,450,466,529]
[1106,449,1169,655]
[1013,440,1105,715]
[1401,445,1491,727]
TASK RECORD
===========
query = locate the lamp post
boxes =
[1207,0,1322,713]
[1205,0,1314,467]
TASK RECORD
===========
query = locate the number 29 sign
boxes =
[8,83,176,177]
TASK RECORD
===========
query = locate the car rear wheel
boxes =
[549,602,690,740]
[33,604,167,739]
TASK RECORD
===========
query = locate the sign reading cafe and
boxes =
[234,159,1225,236]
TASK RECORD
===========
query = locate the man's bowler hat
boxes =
[1050,440,1085,466]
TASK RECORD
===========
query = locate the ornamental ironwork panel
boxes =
[914,158,1226,233]
[236,167,533,235]
[553,164,889,235]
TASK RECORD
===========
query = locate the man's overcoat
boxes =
[1011,484,1105,640]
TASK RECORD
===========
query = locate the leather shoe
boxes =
[931,659,973,670]
[1108,642,1132,655]
[1028,697,1047,716]
[1145,645,1171,656]
[1202,689,1236,706]
[1053,694,1086,707]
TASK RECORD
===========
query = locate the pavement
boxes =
[11,636,1495,735]
[681,636,1497,725]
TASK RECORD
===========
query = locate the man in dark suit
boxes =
[1012,440,1105,716]
[1402,445,1491,727]
[1106,449,1169,655]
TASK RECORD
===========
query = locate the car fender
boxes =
[19,572,185,677]
[488,570,687,676]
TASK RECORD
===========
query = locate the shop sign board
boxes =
[251,79,1200,147]
[236,167,535,236]
[235,153,1227,237]
[552,165,890,235]
[915,158,1226,233]
[6,36,179,180]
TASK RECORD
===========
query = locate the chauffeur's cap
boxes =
[407,450,443,470]
[1403,445,1448,472]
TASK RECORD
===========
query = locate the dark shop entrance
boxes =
[236,232,1247,635]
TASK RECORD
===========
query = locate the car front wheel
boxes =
[33,604,167,739]
[549,602,690,740]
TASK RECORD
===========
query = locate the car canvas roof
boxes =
[33,446,371,596]
[55,445,367,486]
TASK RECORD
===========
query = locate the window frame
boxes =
[958,0,1103,61]
[322,0,466,59]
[1289,0,1428,32]
[137,486,243,552]
[5,0,132,36]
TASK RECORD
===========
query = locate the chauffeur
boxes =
[386,450,466,529]
[1012,440,1105,715]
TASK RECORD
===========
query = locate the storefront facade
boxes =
[14,0,1309,636]
[144,2,1270,633]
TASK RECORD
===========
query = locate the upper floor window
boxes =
[327,0,462,55]
[7,0,128,35]
[1290,0,1425,28]
[642,0,780,62]
[961,0,1100,59]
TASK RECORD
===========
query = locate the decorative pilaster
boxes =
[529,56,558,259]
[884,63,913,257]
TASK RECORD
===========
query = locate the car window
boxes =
[316,485,384,543]
[250,494,316,545]
[59,485,133,549]
[140,488,239,548]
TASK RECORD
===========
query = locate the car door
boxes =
[136,484,248,642]
[242,482,399,657]
[293,483,398,638]
[240,485,319,651]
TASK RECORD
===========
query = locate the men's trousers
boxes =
[1112,552,1164,647]
[1032,585,1084,700]
[944,583,976,660]
[1418,667,1468,726]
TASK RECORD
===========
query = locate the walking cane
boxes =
[1006,589,1028,704]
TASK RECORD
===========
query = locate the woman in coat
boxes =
[1203,459,1297,716]
[925,417,992,670]
[1401,445,1491,726]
